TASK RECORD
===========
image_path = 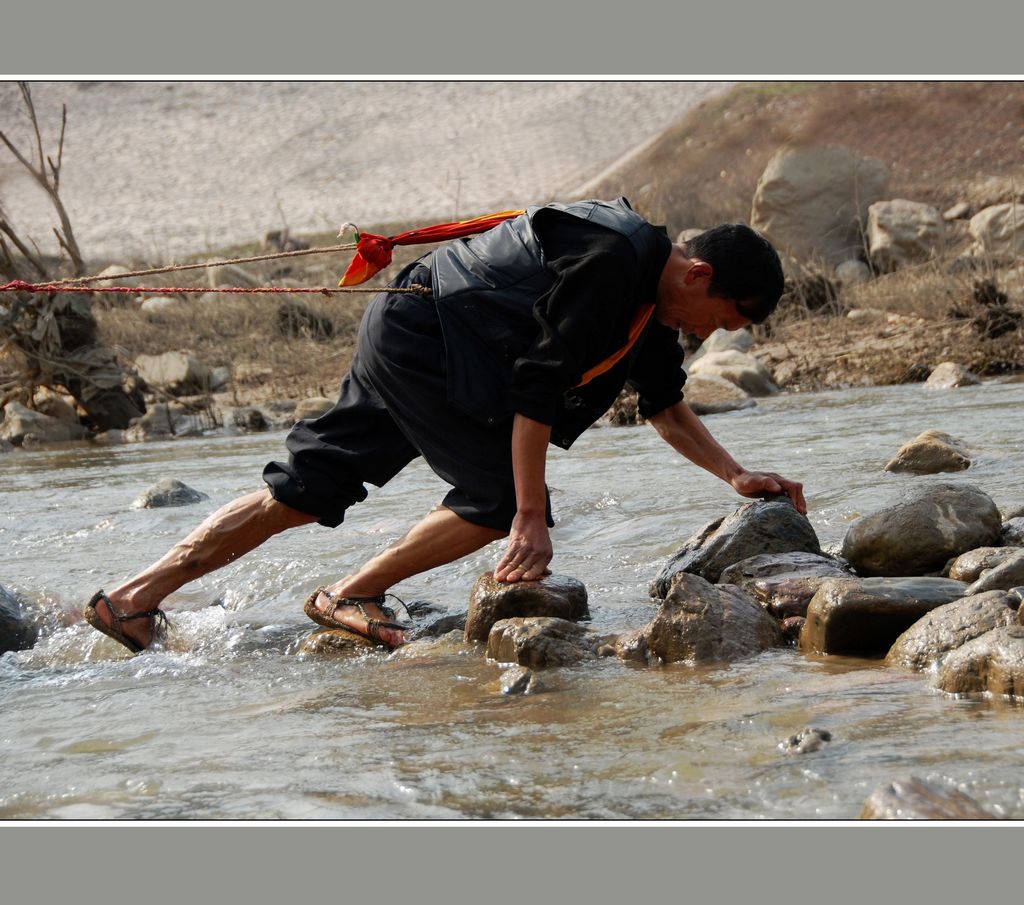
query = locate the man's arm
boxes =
[647,399,807,514]
[493,413,554,582]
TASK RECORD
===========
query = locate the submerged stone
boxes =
[860,776,994,820]
[778,727,832,755]
[466,573,588,643]
[652,500,821,594]
[486,617,596,668]
[131,478,210,509]
[884,430,971,475]
[0,585,39,653]
[800,576,968,656]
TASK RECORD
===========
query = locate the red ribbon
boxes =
[339,210,525,286]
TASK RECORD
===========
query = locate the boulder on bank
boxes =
[885,591,1017,672]
[0,585,39,653]
[643,572,783,664]
[465,573,589,643]
[134,351,212,395]
[719,551,851,619]
[934,625,1024,699]
[687,350,778,397]
[965,550,1024,594]
[686,328,754,367]
[293,397,335,422]
[800,576,968,656]
[486,617,597,668]
[750,146,890,267]
[867,199,945,272]
[124,402,205,441]
[131,478,210,509]
[841,483,1002,577]
[652,500,821,593]
[860,776,995,820]
[0,402,87,446]
[229,406,269,433]
[883,430,971,475]
[682,375,756,416]
[969,202,1024,257]
[924,362,982,389]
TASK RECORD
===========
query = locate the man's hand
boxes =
[494,510,553,583]
[730,470,807,515]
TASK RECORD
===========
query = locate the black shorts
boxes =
[262,262,552,532]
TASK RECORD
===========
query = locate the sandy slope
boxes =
[0,80,728,262]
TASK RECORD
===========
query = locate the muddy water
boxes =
[2,381,1024,819]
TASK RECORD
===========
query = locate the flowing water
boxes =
[2,381,1024,820]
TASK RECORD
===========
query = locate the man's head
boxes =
[681,224,784,324]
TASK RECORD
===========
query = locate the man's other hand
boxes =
[494,511,553,583]
[730,470,807,515]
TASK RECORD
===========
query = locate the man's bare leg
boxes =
[91,489,317,649]
[308,505,505,647]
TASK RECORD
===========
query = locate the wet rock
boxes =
[682,374,756,416]
[293,397,335,421]
[946,547,1017,582]
[860,776,995,820]
[965,551,1024,594]
[486,617,596,668]
[298,627,375,655]
[134,351,212,395]
[781,616,805,642]
[131,478,210,509]
[719,551,850,618]
[751,146,890,267]
[924,362,982,389]
[867,199,945,272]
[885,591,1016,672]
[124,402,208,441]
[687,349,778,397]
[410,612,467,640]
[934,625,1024,699]
[884,430,971,475]
[652,500,821,593]
[466,573,588,643]
[643,572,783,664]
[0,585,39,653]
[801,576,968,656]
[778,727,832,755]
[499,666,544,695]
[841,482,1001,577]
[229,406,269,433]
[1,402,87,445]
[1002,518,1024,547]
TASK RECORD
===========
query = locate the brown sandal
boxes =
[303,586,409,650]
[83,590,168,654]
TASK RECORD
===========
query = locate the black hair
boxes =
[682,224,784,324]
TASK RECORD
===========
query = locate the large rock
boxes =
[130,478,210,509]
[883,430,971,475]
[0,585,39,653]
[934,625,1024,699]
[841,483,1002,577]
[969,203,1024,256]
[465,573,589,643]
[885,591,1017,672]
[1002,518,1024,547]
[867,199,945,272]
[750,146,890,267]
[0,402,87,445]
[124,402,204,441]
[486,617,596,668]
[652,500,821,593]
[687,350,778,397]
[860,777,995,820]
[719,551,851,619]
[947,547,1019,582]
[642,572,783,664]
[686,327,754,367]
[965,550,1024,595]
[134,351,212,395]
[800,576,968,656]
[682,374,755,416]
[925,362,982,389]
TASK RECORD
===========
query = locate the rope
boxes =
[0,279,429,296]
[37,242,360,286]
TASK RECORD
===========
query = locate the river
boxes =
[2,380,1023,819]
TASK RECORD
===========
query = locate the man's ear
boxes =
[684,259,713,284]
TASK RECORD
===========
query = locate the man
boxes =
[85,198,805,654]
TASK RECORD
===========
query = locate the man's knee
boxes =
[257,488,319,531]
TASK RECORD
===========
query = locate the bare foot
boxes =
[307,588,405,648]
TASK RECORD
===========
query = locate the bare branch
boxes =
[0,220,48,278]
[19,82,46,173]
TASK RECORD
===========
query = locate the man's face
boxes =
[655,260,752,339]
